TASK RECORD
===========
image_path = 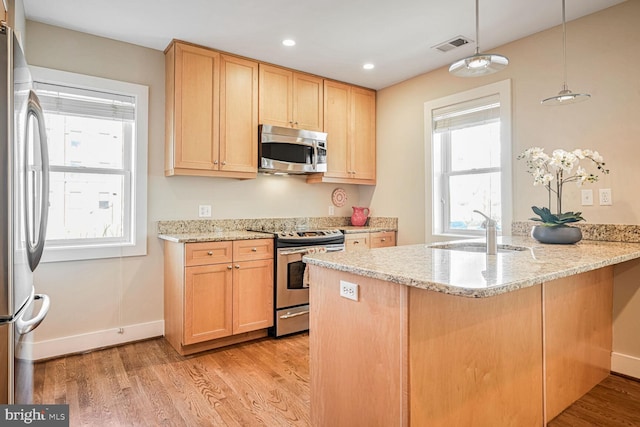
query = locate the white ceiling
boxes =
[23,0,625,90]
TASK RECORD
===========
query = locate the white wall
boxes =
[25,21,361,357]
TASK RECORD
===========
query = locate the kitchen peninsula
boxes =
[303,236,640,426]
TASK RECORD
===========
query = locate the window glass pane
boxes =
[43,114,125,169]
[46,171,125,241]
[448,172,501,231]
[450,122,500,171]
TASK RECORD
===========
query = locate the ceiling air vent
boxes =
[432,36,472,53]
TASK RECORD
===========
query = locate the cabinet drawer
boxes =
[185,241,233,266]
[233,239,274,262]
[345,233,370,252]
[370,231,396,248]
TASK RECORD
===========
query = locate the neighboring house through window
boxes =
[425,79,512,238]
[30,66,148,262]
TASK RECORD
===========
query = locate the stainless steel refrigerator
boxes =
[0,23,51,404]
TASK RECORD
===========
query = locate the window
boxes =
[425,80,512,238]
[30,67,148,262]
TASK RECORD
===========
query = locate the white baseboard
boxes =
[611,352,640,379]
[31,320,164,361]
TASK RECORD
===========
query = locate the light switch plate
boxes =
[581,189,593,206]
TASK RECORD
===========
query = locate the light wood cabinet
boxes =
[307,81,376,185]
[259,64,323,131]
[164,238,274,355]
[345,231,396,252]
[165,41,258,178]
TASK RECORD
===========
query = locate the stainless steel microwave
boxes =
[258,124,327,174]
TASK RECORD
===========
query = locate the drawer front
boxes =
[345,233,370,252]
[233,238,274,262]
[370,231,396,248]
[185,241,233,266]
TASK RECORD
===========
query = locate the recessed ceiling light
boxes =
[363,63,375,70]
[282,39,296,47]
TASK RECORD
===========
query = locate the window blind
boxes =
[33,81,136,121]
[432,94,500,133]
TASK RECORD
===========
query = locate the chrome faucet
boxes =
[473,210,497,255]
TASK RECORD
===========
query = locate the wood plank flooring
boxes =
[33,332,640,426]
[33,333,310,426]
[548,374,640,427]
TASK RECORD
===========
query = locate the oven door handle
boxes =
[279,310,310,319]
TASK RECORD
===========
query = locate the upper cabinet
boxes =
[307,81,376,185]
[165,41,258,178]
[259,64,324,132]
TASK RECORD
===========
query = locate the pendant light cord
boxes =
[561,0,568,90]
[474,0,480,55]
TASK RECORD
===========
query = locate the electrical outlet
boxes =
[339,280,359,301]
[198,205,212,217]
[581,189,593,206]
[599,189,612,206]
[329,206,335,216]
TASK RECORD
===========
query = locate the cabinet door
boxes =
[220,55,258,173]
[233,259,274,334]
[323,81,351,179]
[293,73,323,131]
[184,264,233,344]
[370,231,396,249]
[172,43,220,170]
[259,64,292,128]
[345,233,370,252]
[350,87,376,182]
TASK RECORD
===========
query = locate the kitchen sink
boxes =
[428,242,528,254]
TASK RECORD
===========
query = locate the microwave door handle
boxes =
[312,141,318,171]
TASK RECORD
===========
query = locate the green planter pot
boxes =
[531,225,582,244]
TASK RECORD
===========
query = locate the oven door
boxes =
[276,248,310,309]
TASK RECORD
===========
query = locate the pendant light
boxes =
[541,0,590,105]
[449,0,508,77]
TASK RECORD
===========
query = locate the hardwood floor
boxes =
[548,374,640,427]
[33,333,310,426]
[34,333,640,426]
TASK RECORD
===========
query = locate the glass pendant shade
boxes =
[449,0,508,77]
[541,0,590,105]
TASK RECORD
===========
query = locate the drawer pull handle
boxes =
[227,265,233,270]
[235,264,240,269]
[207,251,213,255]
[381,238,386,242]
[354,241,359,244]
[280,310,309,319]
[251,247,257,252]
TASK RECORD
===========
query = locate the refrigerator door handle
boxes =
[24,90,50,272]
[16,292,50,335]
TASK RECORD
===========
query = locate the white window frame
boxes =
[30,66,148,262]
[425,79,512,240]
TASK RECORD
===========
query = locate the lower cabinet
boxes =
[164,238,274,355]
[345,231,396,252]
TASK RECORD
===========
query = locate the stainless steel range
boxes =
[271,229,344,337]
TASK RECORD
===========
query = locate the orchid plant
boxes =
[517,147,610,227]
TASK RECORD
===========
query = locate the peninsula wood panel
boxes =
[309,266,409,426]
[544,267,614,422]
[409,284,543,427]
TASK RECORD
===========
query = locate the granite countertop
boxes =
[158,230,274,243]
[340,226,397,233]
[303,236,640,298]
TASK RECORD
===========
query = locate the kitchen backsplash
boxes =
[512,221,640,243]
[157,216,398,235]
